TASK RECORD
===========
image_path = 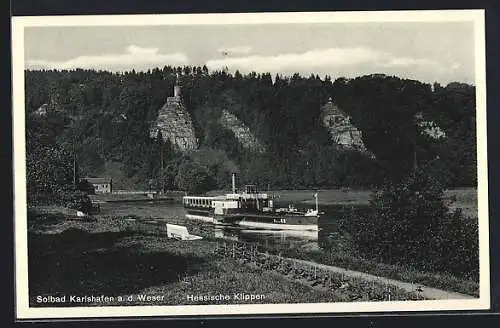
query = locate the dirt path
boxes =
[290,257,475,300]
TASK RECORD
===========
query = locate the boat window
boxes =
[245,185,257,194]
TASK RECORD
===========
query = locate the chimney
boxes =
[232,173,236,194]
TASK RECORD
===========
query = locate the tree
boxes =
[24,68,476,191]
[174,161,215,194]
[27,144,74,196]
[353,168,478,278]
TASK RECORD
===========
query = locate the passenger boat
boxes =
[182,174,319,231]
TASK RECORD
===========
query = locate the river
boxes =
[99,200,366,253]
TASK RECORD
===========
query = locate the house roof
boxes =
[83,177,112,184]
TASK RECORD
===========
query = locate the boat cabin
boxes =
[183,196,215,208]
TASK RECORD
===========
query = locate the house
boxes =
[82,177,113,193]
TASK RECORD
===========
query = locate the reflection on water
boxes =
[103,201,367,252]
[210,225,319,251]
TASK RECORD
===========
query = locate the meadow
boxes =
[276,188,478,218]
[28,186,477,306]
[27,211,426,307]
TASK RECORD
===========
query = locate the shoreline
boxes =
[27,213,427,307]
[27,206,479,307]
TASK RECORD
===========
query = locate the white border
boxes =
[12,10,489,320]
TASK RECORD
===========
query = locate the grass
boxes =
[27,185,479,306]
[94,199,479,297]
[277,189,372,206]
[444,188,478,218]
[304,250,479,297]
[27,214,355,307]
[275,188,478,218]
[100,186,477,217]
[238,234,479,298]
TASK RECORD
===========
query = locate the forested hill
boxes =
[25,66,476,193]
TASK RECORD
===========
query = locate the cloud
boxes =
[382,57,439,68]
[450,62,462,70]
[207,47,383,72]
[26,44,190,71]
[217,46,252,55]
[205,47,454,83]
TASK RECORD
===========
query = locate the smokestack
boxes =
[232,173,236,194]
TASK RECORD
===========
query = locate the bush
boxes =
[174,161,215,195]
[352,169,479,280]
[58,191,93,213]
[28,190,93,214]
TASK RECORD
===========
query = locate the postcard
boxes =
[12,9,489,320]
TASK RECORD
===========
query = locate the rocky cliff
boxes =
[321,98,368,152]
[414,112,446,140]
[219,110,265,153]
[149,95,198,151]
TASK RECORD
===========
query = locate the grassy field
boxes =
[28,218,332,306]
[77,187,479,299]
[94,187,477,218]
[28,210,426,307]
[276,187,478,218]
[93,194,479,297]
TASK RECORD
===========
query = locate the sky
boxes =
[24,21,476,85]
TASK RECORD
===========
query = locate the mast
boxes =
[315,192,319,212]
[232,173,236,194]
[73,147,77,187]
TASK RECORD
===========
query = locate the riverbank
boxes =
[27,204,479,306]
[28,209,431,307]
[94,200,479,298]
[89,187,477,218]
[204,187,477,218]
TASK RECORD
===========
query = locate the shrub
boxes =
[175,161,215,195]
[352,169,479,279]
[28,190,93,214]
[58,191,93,213]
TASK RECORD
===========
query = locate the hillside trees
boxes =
[24,68,477,190]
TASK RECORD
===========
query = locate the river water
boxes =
[100,201,365,252]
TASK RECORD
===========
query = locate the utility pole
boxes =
[160,142,164,194]
[413,139,418,173]
[412,112,423,174]
[72,106,77,188]
[73,141,77,187]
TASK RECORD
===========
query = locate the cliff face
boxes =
[150,95,198,151]
[219,110,265,153]
[321,98,369,152]
[415,113,446,140]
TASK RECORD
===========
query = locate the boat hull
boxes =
[234,213,318,231]
[237,220,318,231]
[185,208,318,231]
